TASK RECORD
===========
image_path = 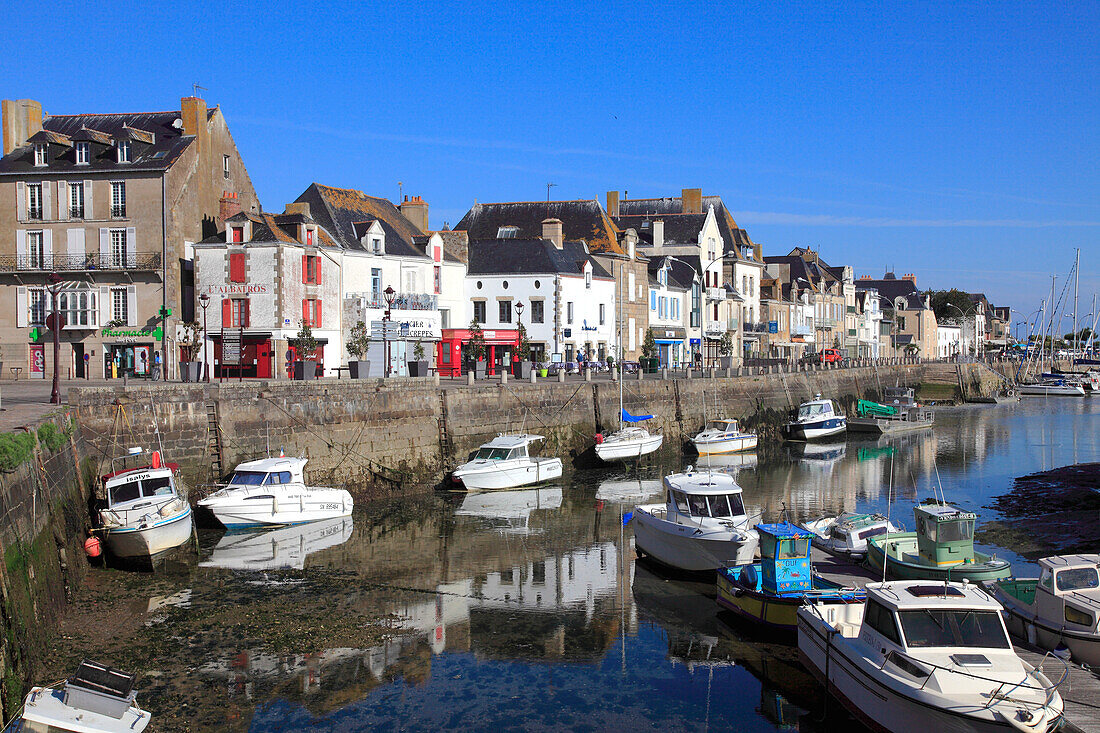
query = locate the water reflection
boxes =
[200,517,355,571]
[453,486,563,536]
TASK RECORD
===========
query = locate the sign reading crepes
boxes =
[222,328,243,365]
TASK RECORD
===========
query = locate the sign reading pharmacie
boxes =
[101,326,164,342]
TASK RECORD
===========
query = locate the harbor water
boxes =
[39,398,1100,731]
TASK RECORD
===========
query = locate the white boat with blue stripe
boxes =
[199,456,353,528]
[786,396,847,441]
[98,448,193,560]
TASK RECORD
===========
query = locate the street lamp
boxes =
[47,273,63,404]
[383,286,396,377]
[199,292,211,382]
[659,252,738,368]
[514,300,525,374]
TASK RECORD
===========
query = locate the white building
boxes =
[855,289,884,358]
[937,323,962,359]
[647,259,689,366]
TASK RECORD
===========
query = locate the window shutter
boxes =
[15,287,27,327]
[650,291,656,310]
[241,299,250,328]
[15,230,26,267]
[41,181,50,220]
[126,227,136,267]
[125,285,137,326]
[302,299,309,326]
[301,254,308,284]
[99,228,109,263]
[229,252,245,283]
[222,299,231,327]
[316,257,322,285]
[67,228,85,259]
[58,182,68,221]
[84,180,93,219]
[314,299,322,328]
[42,229,53,269]
[99,286,109,325]
[16,181,25,220]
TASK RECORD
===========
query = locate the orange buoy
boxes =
[151,451,161,469]
[594,433,604,444]
[83,535,102,558]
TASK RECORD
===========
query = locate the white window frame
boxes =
[34,144,47,166]
[222,154,230,179]
[110,287,128,323]
[27,231,44,269]
[69,182,85,219]
[59,289,98,328]
[110,229,127,268]
[110,181,126,218]
[26,183,43,220]
[567,301,574,324]
[75,142,89,165]
[29,288,47,326]
[116,140,132,163]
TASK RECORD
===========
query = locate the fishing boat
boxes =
[452,434,563,490]
[865,503,1012,583]
[848,387,934,436]
[799,512,899,561]
[199,516,354,571]
[691,418,758,455]
[716,522,865,630]
[198,456,353,528]
[630,468,758,572]
[989,554,1100,668]
[1018,380,1086,397]
[785,396,846,441]
[798,580,1066,733]
[12,659,151,732]
[97,448,193,559]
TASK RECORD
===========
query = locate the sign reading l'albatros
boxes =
[206,284,268,295]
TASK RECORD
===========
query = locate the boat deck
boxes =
[811,548,1100,733]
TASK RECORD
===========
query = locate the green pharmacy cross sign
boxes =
[101,326,164,341]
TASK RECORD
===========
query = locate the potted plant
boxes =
[640,330,659,373]
[346,321,372,379]
[290,319,319,380]
[467,319,487,379]
[718,331,734,369]
[512,322,533,378]
[177,321,204,382]
[407,340,430,377]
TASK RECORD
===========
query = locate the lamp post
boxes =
[383,286,396,377]
[514,300,525,374]
[658,252,737,368]
[47,273,62,404]
[945,302,974,360]
[199,292,211,382]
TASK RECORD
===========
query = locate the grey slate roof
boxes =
[467,239,611,278]
[614,213,709,246]
[455,200,622,254]
[646,255,697,290]
[616,195,759,261]
[294,183,428,259]
[855,272,921,303]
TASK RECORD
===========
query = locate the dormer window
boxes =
[33,143,47,166]
[372,238,382,254]
[75,142,89,165]
[585,267,592,289]
[116,140,132,163]
[497,226,519,239]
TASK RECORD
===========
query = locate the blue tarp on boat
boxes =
[621,409,654,423]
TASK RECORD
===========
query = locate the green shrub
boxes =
[37,422,69,452]
[0,432,35,472]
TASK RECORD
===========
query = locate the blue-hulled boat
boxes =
[716,522,864,630]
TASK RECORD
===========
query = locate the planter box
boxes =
[180,361,203,382]
[512,361,532,379]
[293,360,317,380]
[475,361,487,379]
[718,356,733,369]
[641,357,660,374]
[348,360,370,379]
[407,360,430,377]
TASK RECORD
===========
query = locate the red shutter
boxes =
[316,257,322,285]
[231,227,243,243]
[302,254,308,284]
[314,299,322,328]
[302,299,310,326]
[222,298,231,326]
[241,299,250,328]
[229,252,245,283]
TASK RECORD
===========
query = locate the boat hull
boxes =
[452,457,563,491]
[692,434,758,455]
[595,433,664,462]
[632,507,757,571]
[990,580,1100,668]
[1018,384,1086,396]
[716,566,863,630]
[847,417,933,436]
[199,488,354,528]
[103,505,193,559]
[786,417,846,441]
[865,533,1012,583]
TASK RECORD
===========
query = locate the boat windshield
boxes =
[706,421,733,432]
[898,609,1011,649]
[777,538,810,559]
[798,403,829,419]
[263,471,293,485]
[685,493,745,518]
[858,526,890,541]
[474,448,510,460]
[937,519,974,543]
[231,471,268,485]
[110,476,173,505]
[1057,567,1100,592]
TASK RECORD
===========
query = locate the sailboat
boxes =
[1020,266,1086,396]
[595,263,663,462]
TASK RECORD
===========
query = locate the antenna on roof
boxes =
[398,181,403,202]
[192,83,207,97]
[546,182,557,218]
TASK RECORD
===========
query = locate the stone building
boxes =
[857,272,939,359]
[0,96,258,379]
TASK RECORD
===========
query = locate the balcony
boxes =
[703,323,726,337]
[706,287,727,302]
[791,324,813,337]
[744,322,769,333]
[819,318,838,329]
[0,253,162,273]
[346,290,438,311]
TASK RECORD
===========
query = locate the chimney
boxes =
[284,201,310,218]
[606,190,620,218]
[2,99,43,156]
[622,228,638,260]
[399,195,429,234]
[219,191,241,221]
[180,96,208,151]
[682,188,702,214]
[902,273,916,283]
[542,218,564,250]
[652,219,665,250]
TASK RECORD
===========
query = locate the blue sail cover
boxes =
[621,409,654,423]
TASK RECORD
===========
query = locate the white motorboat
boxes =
[631,469,759,572]
[14,660,151,732]
[595,413,664,462]
[786,396,847,441]
[691,418,758,455]
[989,554,1100,668]
[97,449,193,559]
[799,512,898,561]
[198,456,353,528]
[200,516,354,571]
[452,434,563,490]
[455,486,562,535]
[798,580,1065,733]
[1018,380,1086,397]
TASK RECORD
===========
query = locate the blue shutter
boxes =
[650,291,656,311]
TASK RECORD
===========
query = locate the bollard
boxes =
[661,368,668,380]
[725,367,732,378]
[637,367,644,381]
[530,371,537,384]
[685,367,692,380]
[709,368,716,379]
[558,369,566,383]
[500,371,507,385]
[433,373,440,387]
[585,367,592,382]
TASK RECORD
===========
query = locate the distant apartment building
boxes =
[856,272,938,359]
[0,96,258,379]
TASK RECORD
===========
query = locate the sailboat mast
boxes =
[619,262,624,430]
[1073,249,1080,357]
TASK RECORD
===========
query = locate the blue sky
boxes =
[6,2,1097,328]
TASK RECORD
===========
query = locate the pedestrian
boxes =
[152,351,162,380]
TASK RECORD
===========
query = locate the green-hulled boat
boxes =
[865,503,1012,583]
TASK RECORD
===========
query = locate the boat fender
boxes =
[151,451,161,469]
[740,564,758,588]
[1052,644,1071,661]
[594,433,604,444]
[83,535,102,558]
[273,496,279,514]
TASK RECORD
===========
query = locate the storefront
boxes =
[437,328,519,377]
[651,327,686,368]
[101,326,163,379]
[209,332,278,379]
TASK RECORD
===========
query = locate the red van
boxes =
[818,349,843,364]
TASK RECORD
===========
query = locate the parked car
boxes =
[817,349,843,364]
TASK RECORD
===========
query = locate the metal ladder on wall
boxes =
[437,391,454,470]
[206,402,225,481]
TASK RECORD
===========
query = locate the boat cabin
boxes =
[228,457,307,487]
[883,386,918,406]
[470,434,543,462]
[663,472,747,522]
[103,467,176,508]
[914,503,977,567]
[757,522,813,595]
[795,399,838,421]
[703,419,742,434]
[1035,555,1100,630]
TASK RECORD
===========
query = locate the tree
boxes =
[641,329,657,358]
[346,321,371,359]
[468,318,486,361]
[178,321,204,362]
[926,289,974,323]
[718,331,733,356]
[290,319,319,360]
[515,321,530,361]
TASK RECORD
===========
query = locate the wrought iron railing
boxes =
[345,291,438,311]
[791,324,814,336]
[744,322,769,333]
[0,253,162,272]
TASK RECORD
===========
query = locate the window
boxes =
[531,300,544,323]
[111,287,128,323]
[434,266,441,294]
[34,143,47,166]
[372,237,382,254]
[567,301,574,324]
[110,182,126,217]
[302,298,321,327]
[1056,568,1100,592]
[59,289,97,327]
[691,284,700,328]
[27,231,44,269]
[229,252,246,283]
[599,304,605,325]
[116,140,131,163]
[305,229,314,247]
[26,183,42,220]
[499,300,511,323]
[69,182,84,218]
[371,268,382,295]
[473,301,486,324]
[303,255,321,284]
[75,142,89,165]
[231,226,244,243]
[110,229,127,267]
[497,225,519,239]
[898,609,1010,649]
[230,298,250,328]
[223,154,231,179]
[864,601,902,646]
[585,270,592,289]
[650,290,657,311]
[29,288,46,326]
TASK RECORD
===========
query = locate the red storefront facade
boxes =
[437,328,519,377]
